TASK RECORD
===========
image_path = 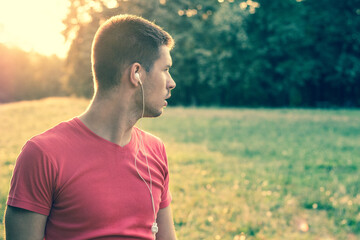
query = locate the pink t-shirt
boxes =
[7,118,171,239]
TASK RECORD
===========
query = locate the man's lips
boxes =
[164,94,171,107]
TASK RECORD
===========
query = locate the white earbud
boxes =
[135,72,142,85]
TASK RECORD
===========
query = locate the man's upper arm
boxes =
[156,205,177,240]
[5,205,47,240]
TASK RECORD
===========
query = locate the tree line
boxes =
[1,0,359,107]
[0,44,65,102]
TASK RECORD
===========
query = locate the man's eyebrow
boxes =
[165,64,172,68]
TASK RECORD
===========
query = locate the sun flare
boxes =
[0,0,69,58]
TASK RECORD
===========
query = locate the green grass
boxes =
[1,98,359,240]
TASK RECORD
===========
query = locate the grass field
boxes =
[0,97,359,240]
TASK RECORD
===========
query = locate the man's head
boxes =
[91,14,174,94]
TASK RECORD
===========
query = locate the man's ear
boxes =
[129,63,143,87]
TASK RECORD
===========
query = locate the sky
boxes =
[0,0,69,58]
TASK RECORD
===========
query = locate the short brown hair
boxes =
[91,14,174,93]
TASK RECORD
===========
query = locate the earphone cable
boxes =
[134,82,157,238]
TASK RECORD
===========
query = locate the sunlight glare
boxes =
[0,0,69,58]
[104,0,118,9]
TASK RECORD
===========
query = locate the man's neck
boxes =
[79,94,141,147]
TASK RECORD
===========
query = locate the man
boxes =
[5,14,177,240]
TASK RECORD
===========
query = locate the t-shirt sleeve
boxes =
[7,140,57,216]
[159,143,172,209]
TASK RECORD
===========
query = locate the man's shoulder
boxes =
[29,118,79,150]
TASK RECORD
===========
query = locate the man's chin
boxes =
[152,110,163,118]
[144,108,163,118]
[156,107,165,117]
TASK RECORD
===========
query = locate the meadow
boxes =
[0,97,359,240]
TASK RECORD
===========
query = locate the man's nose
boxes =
[167,76,176,90]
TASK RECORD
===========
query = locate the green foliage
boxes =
[61,0,360,106]
[3,0,358,106]
[245,0,360,107]
[2,98,360,239]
